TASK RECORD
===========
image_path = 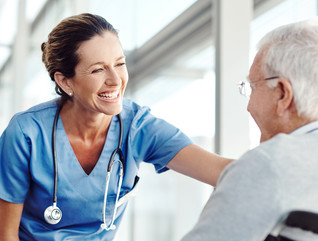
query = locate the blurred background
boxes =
[0,0,316,240]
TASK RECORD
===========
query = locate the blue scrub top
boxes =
[0,98,193,240]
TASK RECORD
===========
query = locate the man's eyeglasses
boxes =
[238,76,280,97]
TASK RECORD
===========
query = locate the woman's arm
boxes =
[0,198,23,241]
[166,144,233,186]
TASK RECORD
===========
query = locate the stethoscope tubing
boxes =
[107,114,124,172]
[52,105,61,205]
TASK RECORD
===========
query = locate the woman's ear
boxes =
[276,78,294,116]
[54,72,73,96]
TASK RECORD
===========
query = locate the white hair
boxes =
[257,18,318,119]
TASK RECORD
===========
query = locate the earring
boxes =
[69,92,73,96]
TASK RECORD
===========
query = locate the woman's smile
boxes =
[97,89,121,102]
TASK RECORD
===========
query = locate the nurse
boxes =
[0,13,231,240]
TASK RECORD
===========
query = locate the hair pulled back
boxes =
[41,13,118,101]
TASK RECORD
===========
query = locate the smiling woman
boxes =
[0,13,231,241]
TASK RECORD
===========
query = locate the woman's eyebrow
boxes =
[87,56,126,68]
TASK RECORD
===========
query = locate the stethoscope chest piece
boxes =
[44,203,62,225]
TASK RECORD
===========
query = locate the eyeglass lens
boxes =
[238,81,251,97]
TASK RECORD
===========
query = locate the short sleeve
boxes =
[0,115,31,203]
[129,107,193,173]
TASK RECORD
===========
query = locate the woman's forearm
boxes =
[167,144,233,186]
[0,199,23,241]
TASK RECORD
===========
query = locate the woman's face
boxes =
[69,31,128,116]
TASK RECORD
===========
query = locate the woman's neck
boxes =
[59,100,112,142]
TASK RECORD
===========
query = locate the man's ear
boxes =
[276,78,294,116]
[54,72,73,95]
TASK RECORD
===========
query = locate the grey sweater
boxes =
[181,121,318,241]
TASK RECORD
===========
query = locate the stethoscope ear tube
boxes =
[101,161,124,231]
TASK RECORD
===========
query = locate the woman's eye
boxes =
[92,68,103,73]
[117,62,126,67]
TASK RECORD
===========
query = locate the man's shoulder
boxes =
[224,131,317,178]
[219,134,291,181]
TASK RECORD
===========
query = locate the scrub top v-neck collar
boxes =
[55,114,120,195]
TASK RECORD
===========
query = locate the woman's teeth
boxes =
[99,90,119,99]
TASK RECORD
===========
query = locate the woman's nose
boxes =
[105,68,121,86]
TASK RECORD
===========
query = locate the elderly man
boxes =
[181,18,318,241]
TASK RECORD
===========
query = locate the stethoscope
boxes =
[44,105,125,231]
